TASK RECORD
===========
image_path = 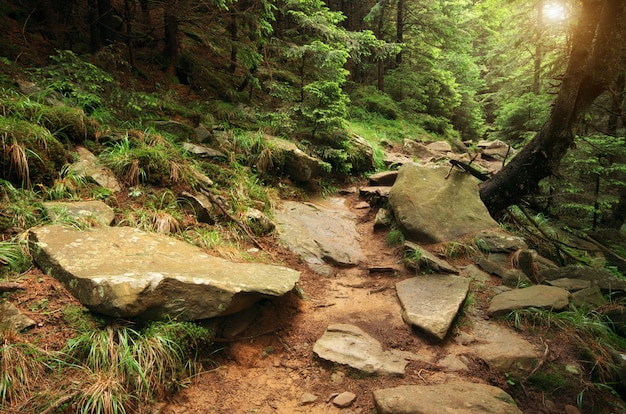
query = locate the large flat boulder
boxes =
[373,382,521,414]
[388,164,498,243]
[274,198,364,272]
[28,225,300,320]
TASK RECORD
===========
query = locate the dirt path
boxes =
[158,189,496,414]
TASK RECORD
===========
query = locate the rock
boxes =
[383,152,415,169]
[396,274,469,340]
[70,146,122,192]
[477,139,514,160]
[332,391,356,408]
[0,301,36,331]
[181,142,227,159]
[368,171,398,186]
[347,134,375,173]
[149,120,196,141]
[359,186,392,205]
[512,249,536,279]
[299,392,318,405]
[546,278,592,291]
[602,306,626,337]
[274,199,363,270]
[29,225,300,320]
[438,355,468,371]
[373,208,391,230]
[477,256,531,287]
[403,241,459,274]
[470,319,541,376]
[426,140,453,153]
[474,230,528,253]
[194,125,212,143]
[402,139,437,159]
[463,264,492,283]
[570,286,605,308]
[488,285,570,317]
[373,382,521,414]
[43,200,115,227]
[244,208,275,235]
[179,191,214,224]
[388,164,498,243]
[538,266,626,292]
[312,324,410,375]
[267,137,323,182]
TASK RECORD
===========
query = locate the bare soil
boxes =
[8,187,625,414]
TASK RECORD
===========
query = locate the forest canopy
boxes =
[0,0,625,228]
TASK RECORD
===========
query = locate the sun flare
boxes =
[543,2,567,22]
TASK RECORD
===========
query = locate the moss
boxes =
[1,117,68,187]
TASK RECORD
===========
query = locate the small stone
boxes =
[333,391,356,408]
[300,392,318,405]
[354,201,370,209]
[565,404,581,414]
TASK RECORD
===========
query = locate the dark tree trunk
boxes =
[98,0,116,45]
[480,0,626,216]
[88,0,102,52]
[604,190,626,229]
[395,0,404,67]
[164,2,180,77]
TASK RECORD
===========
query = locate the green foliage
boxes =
[350,86,401,120]
[0,238,31,277]
[0,180,43,231]
[100,132,199,188]
[386,227,405,247]
[544,134,626,229]
[506,306,625,383]
[59,321,213,412]
[300,80,349,137]
[0,106,69,188]
[31,50,114,113]
[494,92,551,143]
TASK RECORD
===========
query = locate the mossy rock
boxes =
[0,118,68,187]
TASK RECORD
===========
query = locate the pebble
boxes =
[332,391,356,408]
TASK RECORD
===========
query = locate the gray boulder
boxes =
[274,199,363,271]
[373,382,521,414]
[267,137,324,182]
[396,274,469,340]
[70,146,122,193]
[43,200,116,227]
[29,225,300,320]
[488,285,570,317]
[466,319,541,376]
[539,266,626,292]
[473,229,527,253]
[388,164,499,243]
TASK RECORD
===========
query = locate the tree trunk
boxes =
[88,0,102,52]
[164,2,180,77]
[533,0,543,95]
[604,190,626,229]
[479,0,626,216]
[395,0,404,67]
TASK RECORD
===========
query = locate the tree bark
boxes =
[164,2,180,77]
[479,0,626,216]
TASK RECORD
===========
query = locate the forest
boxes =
[1,0,626,412]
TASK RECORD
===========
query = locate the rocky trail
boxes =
[10,141,626,413]
[154,188,571,414]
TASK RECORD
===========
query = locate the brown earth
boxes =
[7,186,624,414]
